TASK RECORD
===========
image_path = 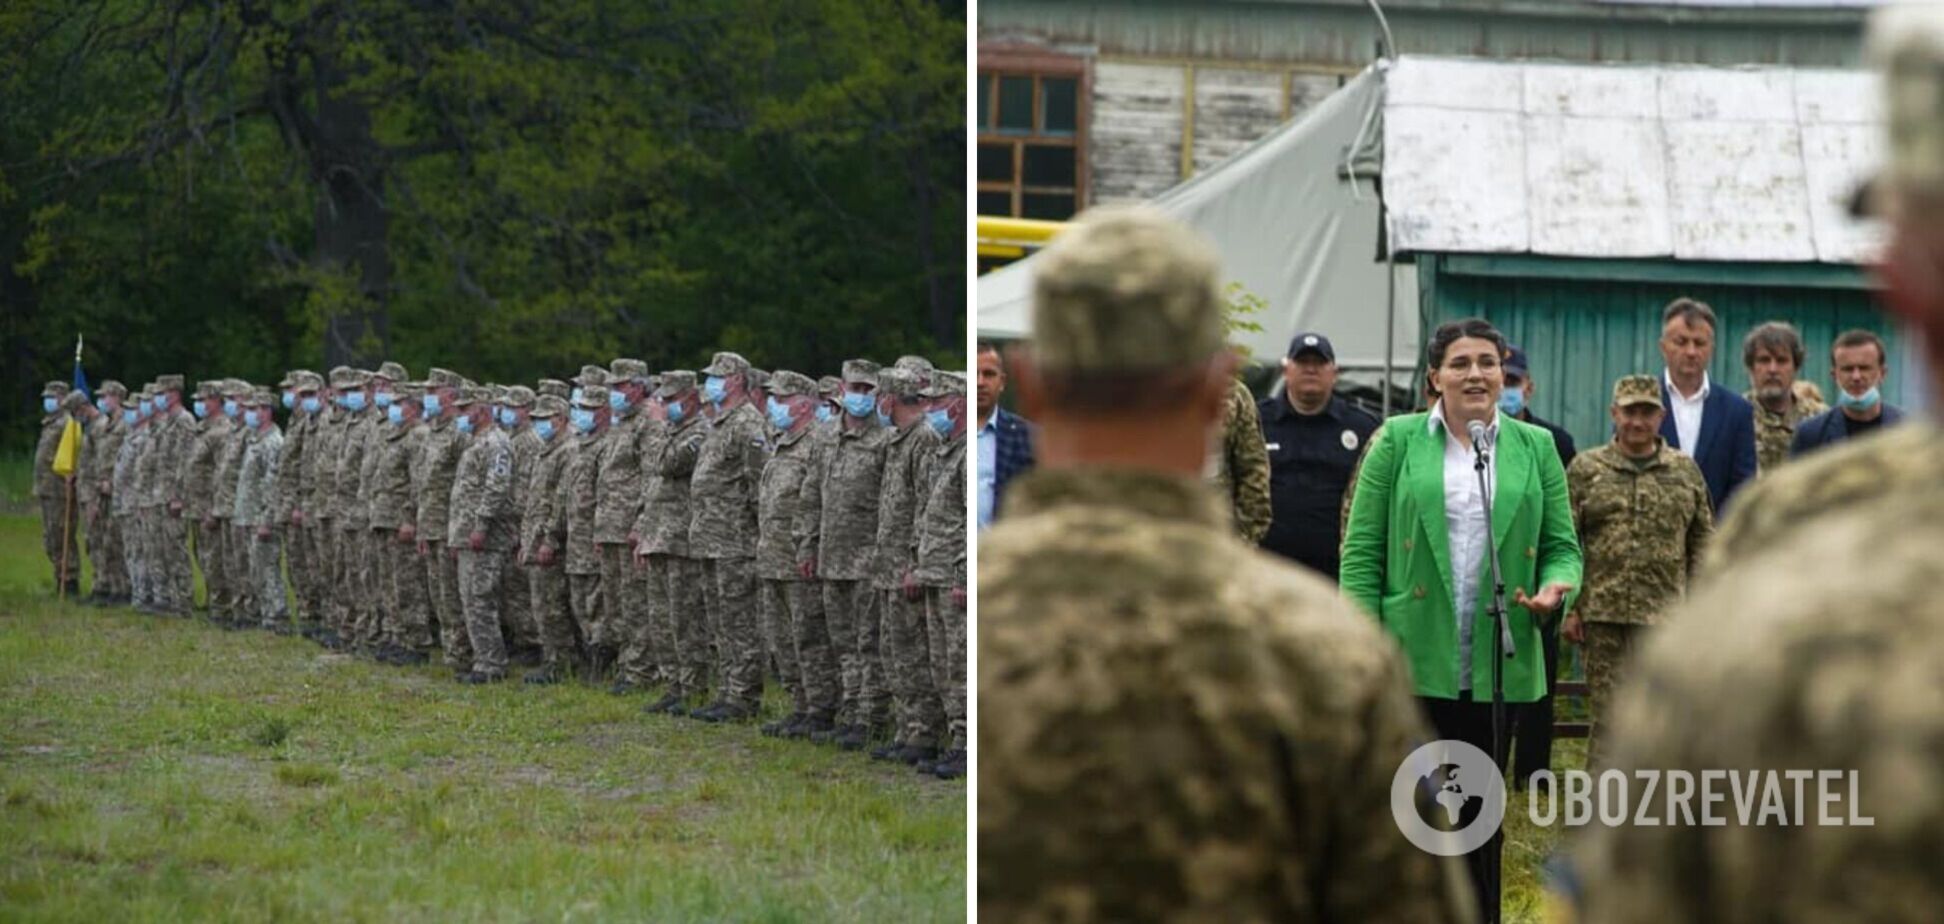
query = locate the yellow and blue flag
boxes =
[52,335,86,478]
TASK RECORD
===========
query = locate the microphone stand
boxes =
[1472,425,1513,924]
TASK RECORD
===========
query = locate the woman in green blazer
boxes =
[1339,319,1582,739]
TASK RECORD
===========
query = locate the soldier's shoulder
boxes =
[1709,424,1944,572]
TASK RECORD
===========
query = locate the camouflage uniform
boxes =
[685,353,770,718]
[1566,386,1714,767]
[138,378,196,615]
[183,382,236,616]
[500,386,543,662]
[414,369,471,666]
[450,387,519,678]
[302,373,350,636]
[912,374,968,760]
[32,381,78,592]
[796,359,887,741]
[273,371,320,625]
[595,361,650,687]
[1206,376,1273,542]
[639,372,710,709]
[981,208,1474,920]
[83,382,130,602]
[1744,387,1827,476]
[331,371,380,649]
[213,381,255,623]
[755,371,824,730]
[113,395,152,607]
[519,395,579,675]
[871,367,945,754]
[559,381,611,672]
[233,398,287,627]
[372,382,433,655]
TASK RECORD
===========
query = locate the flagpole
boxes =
[59,476,74,601]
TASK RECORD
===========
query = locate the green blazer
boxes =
[1339,412,1582,701]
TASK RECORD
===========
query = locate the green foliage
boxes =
[0,0,965,448]
[1223,281,1268,360]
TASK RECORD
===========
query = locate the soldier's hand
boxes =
[536,544,556,566]
[627,531,640,551]
[417,539,429,556]
[798,558,816,579]
[1562,612,1585,645]
[398,523,416,543]
[951,586,965,609]
[292,509,305,526]
[468,531,485,551]
[256,525,272,541]
[902,570,920,601]
[1515,582,1572,615]
[168,500,183,517]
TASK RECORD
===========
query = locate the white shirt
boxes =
[977,406,1000,528]
[1429,401,1498,693]
[1665,369,1710,457]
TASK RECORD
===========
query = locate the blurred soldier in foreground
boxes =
[978,206,1474,922]
[1577,7,1944,921]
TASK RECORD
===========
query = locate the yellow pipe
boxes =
[977,216,1068,246]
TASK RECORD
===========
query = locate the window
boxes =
[977,47,1089,222]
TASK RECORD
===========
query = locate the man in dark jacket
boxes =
[1791,329,1907,459]
[976,341,1035,528]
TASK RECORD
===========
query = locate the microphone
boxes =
[1467,419,1490,453]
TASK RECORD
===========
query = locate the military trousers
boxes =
[123,509,151,606]
[313,520,340,631]
[86,501,127,598]
[924,586,965,752]
[223,520,254,619]
[617,553,662,688]
[882,588,943,748]
[760,578,816,717]
[503,548,537,657]
[248,526,290,627]
[597,544,634,659]
[646,554,707,699]
[818,579,871,727]
[527,562,578,668]
[359,532,395,649]
[567,569,603,656]
[336,526,372,644]
[155,511,193,613]
[290,522,322,624]
[388,532,435,652]
[701,557,763,712]
[38,488,80,590]
[427,541,470,668]
[853,583,889,731]
[190,519,221,612]
[1584,621,1650,770]
[457,547,510,677]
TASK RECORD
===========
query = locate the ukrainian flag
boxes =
[51,335,86,477]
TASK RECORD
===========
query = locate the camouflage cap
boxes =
[450,386,487,407]
[878,367,921,399]
[841,359,880,386]
[536,378,571,400]
[327,367,360,389]
[749,368,771,392]
[575,364,609,387]
[249,388,276,406]
[575,384,609,410]
[610,358,649,382]
[1612,374,1664,408]
[767,370,816,398]
[894,355,935,383]
[1868,4,1944,202]
[487,383,509,404]
[41,380,68,397]
[701,351,751,378]
[503,385,536,408]
[645,374,662,393]
[375,361,409,382]
[279,369,317,389]
[221,379,252,398]
[818,375,842,398]
[60,390,89,412]
[293,371,324,391]
[531,394,568,418]
[1031,205,1223,374]
[655,371,696,399]
[426,367,464,389]
[195,380,223,398]
[394,381,426,400]
[98,379,127,398]
[155,374,185,392]
[920,371,966,399]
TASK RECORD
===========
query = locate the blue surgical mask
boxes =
[387,404,405,426]
[767,397,795,430]
[1498,389,1526,417]
[666,400,685,424]
[375,391,394,409]
[609,389,628,412]
[422,393,441,417]
[571,387,585,404]
[140,399,154,419]
[925,408,952,437]
[96,398,112,414]
[302,396,321,415]
[344,391,367,412]
[244,410,261,428]
[1836,385,1882,412]
[122,408,138,425]
[500,407,519,427]
[455,414,475,434]
[282,391,295,410]
[224,399,240,418]
[534,418,556,441]
[876,407,892,428]
[843,392,875,418]
[193,400,209,420]
[42,396,58,414]
[702,376,727,405]
[815,404,834,423]
[571,408,596,434]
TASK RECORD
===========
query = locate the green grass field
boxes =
[0,514,965,922]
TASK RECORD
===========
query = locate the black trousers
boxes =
[1507,618,1561,783]
[1420,694,1507,923]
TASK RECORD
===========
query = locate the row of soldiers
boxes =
[34,351,968,779]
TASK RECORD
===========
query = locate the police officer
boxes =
[1257,331,1380,579]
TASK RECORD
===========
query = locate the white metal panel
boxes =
[1384,105,1530,253]
[1794,68,1879,124]
[1659,67,1797,122]
[1525,114,1672,256]
[1387,57,1524,111]
[1522,64,1659,119]
[1665,119,1816,260]
[1802,122,1885,263]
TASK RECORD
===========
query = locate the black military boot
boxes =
[456,670,504,685]
[607,680,637,696]
[870,741,902,762]
[932,749,966,780]
[645,691,687,714]
[689,701,729,722]
[835,724,871,751]
[524,662,569,685]
[786,713,834,740]
[898,744,941,767]
[762,712,805,738]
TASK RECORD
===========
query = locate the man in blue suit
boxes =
[1657,298,1757,515]
[977,341,1036,528]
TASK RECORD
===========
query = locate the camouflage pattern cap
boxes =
[375,361,409,382]
[280,369,317,389]
[60,390,89,412]
[221,379,252,398]
[655,371,695,399]
[195,380,223,398]
[575,365,609,387]
[920,370,966,399]
[610,358,649,382]
[894,355,935,383]
[41,380,68,397]
[503,385,536,408]
[818,375,842,398]
[701,351,750,378]
[1613,374,1664,408]
[426,367,464,389]
[1031,205,1223,374]
[767,370,816,398]
[98,379,127,398]
[487,383,509,404]
[450,386,483,407]
[1869,4,1944,200]
[878,367,920,399]
[841,359,880,386]
[749,368,770,392]
[531,394,568,418]
[154,374,186,392]
[394,381,426,400]
[249,388,276,406]
[575,384,609,410]
[536,378,571,400]
[293,371,325,391]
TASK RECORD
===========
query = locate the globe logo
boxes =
[1390,739,1506,856]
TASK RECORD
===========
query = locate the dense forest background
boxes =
[0,0,965,447]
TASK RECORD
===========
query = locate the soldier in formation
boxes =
[38,352,967,780]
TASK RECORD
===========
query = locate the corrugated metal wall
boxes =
[1421,254,1898,451]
